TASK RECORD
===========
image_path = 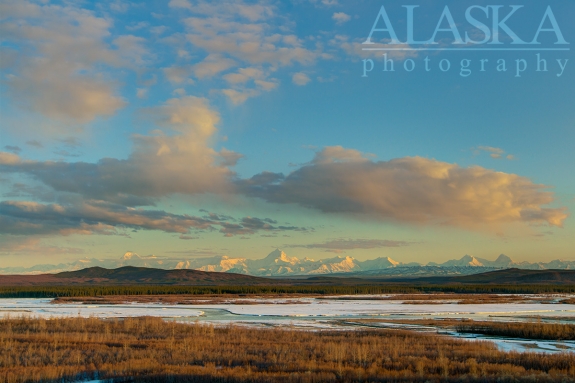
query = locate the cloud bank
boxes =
[239,147,567,228]
[0,0,144,123]
[1,96,237,204]
[0,200,308,237]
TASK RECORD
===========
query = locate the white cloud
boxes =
[224,67,265,85]
[1,97,240,201]
[192,54,237,79]
[168,0,193,10]
[255,79,278,91]
[163,66,194,84]
[240,147,568,229]
[160,0,321,104]
[109,1,130,13]
[292,72,311,86]
[221,89,260,105]
[475,146,515,160]
[332,12,351,25]
[0,0,148,124]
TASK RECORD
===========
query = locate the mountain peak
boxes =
[439,255,483,267]
[384,256,399,265]
[122,252,139,260]
[462,255,483,266]
[262,249,299,265]
[264,248,283,258]
[495,254,513,263]
[358,256,399,269]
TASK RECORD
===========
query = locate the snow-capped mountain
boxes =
[430,254,575,271]
[477,254,515,268]
[534,259,575,270]
[1,250,574,276]
[192,256,249,273]
[359,257,400,270]
[436,254,484,267]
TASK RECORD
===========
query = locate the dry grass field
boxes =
[346,319,575,340]
[1,316,574,383]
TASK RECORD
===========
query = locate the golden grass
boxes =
[1,316,574,382]
[344,318,575,340]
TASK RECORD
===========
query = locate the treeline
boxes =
[456,321,575,341]
[1,316,574,383]
[1,283,574,298]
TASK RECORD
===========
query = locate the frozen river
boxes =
[2,296,575,354]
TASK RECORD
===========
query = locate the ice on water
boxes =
[2,296,574,354]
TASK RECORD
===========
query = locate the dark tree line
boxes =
[1,284,574,298]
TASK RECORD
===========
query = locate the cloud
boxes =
[151,26,168,35]
[224,67,265,85]
[193,54,237,79]
[0,152,20,165]
[476,146,503,158]
[332,12,351,25]
[4,146,21,154]
[474,146,516,160]
[179,234,199,240]
[177,2,274,22]
[113,35,150,66]
[200,211,235,222]
[0,237,84,255]
[53,150,81,158]
[221,88,260,104]
[2,182,56,202]
[126,21,149,31]
[219,217,308,237]
[330,35,418,61]
[305,0,339,7]
[0,200,308,238]
[292,72,311,86]
[7,64,126,123]
[0,96,237,203]
[58,137,82,148]
[182,3,316,66]
[168,0,193,10]
[239,146,567,229]
[26,140,43,148]
[0,200,213,236]
[311,146,369,164]
[162,0,319,103]
[163,66,193,84]
[0,0,134,123]
[109,1,130,13]
[288,238,411,250]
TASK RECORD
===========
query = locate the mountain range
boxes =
[1,250,574,277]
[2,266,575,287]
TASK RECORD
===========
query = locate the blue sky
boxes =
[0,0,573,267]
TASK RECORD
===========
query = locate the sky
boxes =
[0,0,574,268]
